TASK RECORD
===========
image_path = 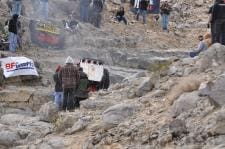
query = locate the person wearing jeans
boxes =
[160,0,171,31]
[53,65,63,109]
[8,14,19,52]
[12,0,22,15]
[60,56,80,111]
[137,0,148,24]
[116,7,128,25]
[39,0,49,19]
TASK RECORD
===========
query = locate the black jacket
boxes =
[8,14,19,34]
[74,71,89,99]
[116,10,125,17]
[93,0,103,13]
[53,72,63,92]
[139,0,148,10]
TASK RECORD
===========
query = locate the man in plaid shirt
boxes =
[60,56,80,111]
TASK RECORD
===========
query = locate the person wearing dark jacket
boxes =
[92,0,103,28]
[74,67,89,108]
[209,0,225,45]
[60,56,80,111]
[8,14,19,52]
[116,7,127,25]
[160,0,172,31]
[137,0,148,24]
[53,65,63,109]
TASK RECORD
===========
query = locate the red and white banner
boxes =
[0,57,39,78]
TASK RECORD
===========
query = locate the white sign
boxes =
[0,57,39,78]
[80,62,103,82]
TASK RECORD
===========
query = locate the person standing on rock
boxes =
[92,0,103,28]
[53,65,63,109]
[8,14,19,53]
[12,0,22,15]
[60,56,80,111]
[209,0,225,45]
[137,0,148,24]
[80,0,91,22]
[160,0,172,32]
[74,67,89,108]
[38,0,49,20]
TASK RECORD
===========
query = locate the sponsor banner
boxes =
[149,0,161,14]
[80,62,103,82]
[0,57,39,78]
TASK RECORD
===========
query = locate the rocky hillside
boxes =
[1,0,225,149]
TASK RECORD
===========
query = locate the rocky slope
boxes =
[1,0,225,149]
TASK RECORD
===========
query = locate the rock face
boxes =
[0,130,20,147]
[135,77,154,97]
[171,91,200,117]
[38,101,58,123]
[208,108,225,136]
[102,103,136,126]
[208,74,225,107]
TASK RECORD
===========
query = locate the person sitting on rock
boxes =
[189,35,208,58]
[60,56,80,111]
[74,67,89,108]
[115,6,128,25]
[53,65,63,109]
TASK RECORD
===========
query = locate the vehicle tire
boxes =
[100,68,110,89]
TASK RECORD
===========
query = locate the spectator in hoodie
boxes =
[8,14,19,52]
[60,56,80,111]
[53,65,63,109]
[116,6,128,25]
[137,0,148,24]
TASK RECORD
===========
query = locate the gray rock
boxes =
[195,0,204,6]
[38,101,58,123]
[65,116,92,135]
[169,119,187,138]
[80,100,114,111]
[0,114,38,125]
[110,0,121,5]
[135,77,154,97]
[171,91,199,117]
[208,74,225,107]
[208,108,225,136]
[103,103,136,126]
[0,130,20,146]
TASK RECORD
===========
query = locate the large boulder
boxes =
[171,91,199,117]
[0,130,20,147]
[197,43,225,71]
[38,101,58,123]
[102,103,136,127]
[135,77,154,97]
[208,108,225,136]
[0,86,34,102]
[208,74,225,107]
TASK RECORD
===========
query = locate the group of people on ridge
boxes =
[53,56,89,111]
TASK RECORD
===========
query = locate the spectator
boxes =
[80,0,91,22]
[0,62,4,90]
[116,6,128,25]
[204,32,212,47]
[209,0,225,45]
[189,35,208,58]
[92,0,103,28]
[134,0,140,14]
[60,56,80,111]
[53,65,63,109]
[39,0,49,19]
[160,0,172,31]
[137,0,148,24]
[74,67,89,108]
[12,0,22,15]
[8,14,19,53]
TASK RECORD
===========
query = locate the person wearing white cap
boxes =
[60,56,80,111]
